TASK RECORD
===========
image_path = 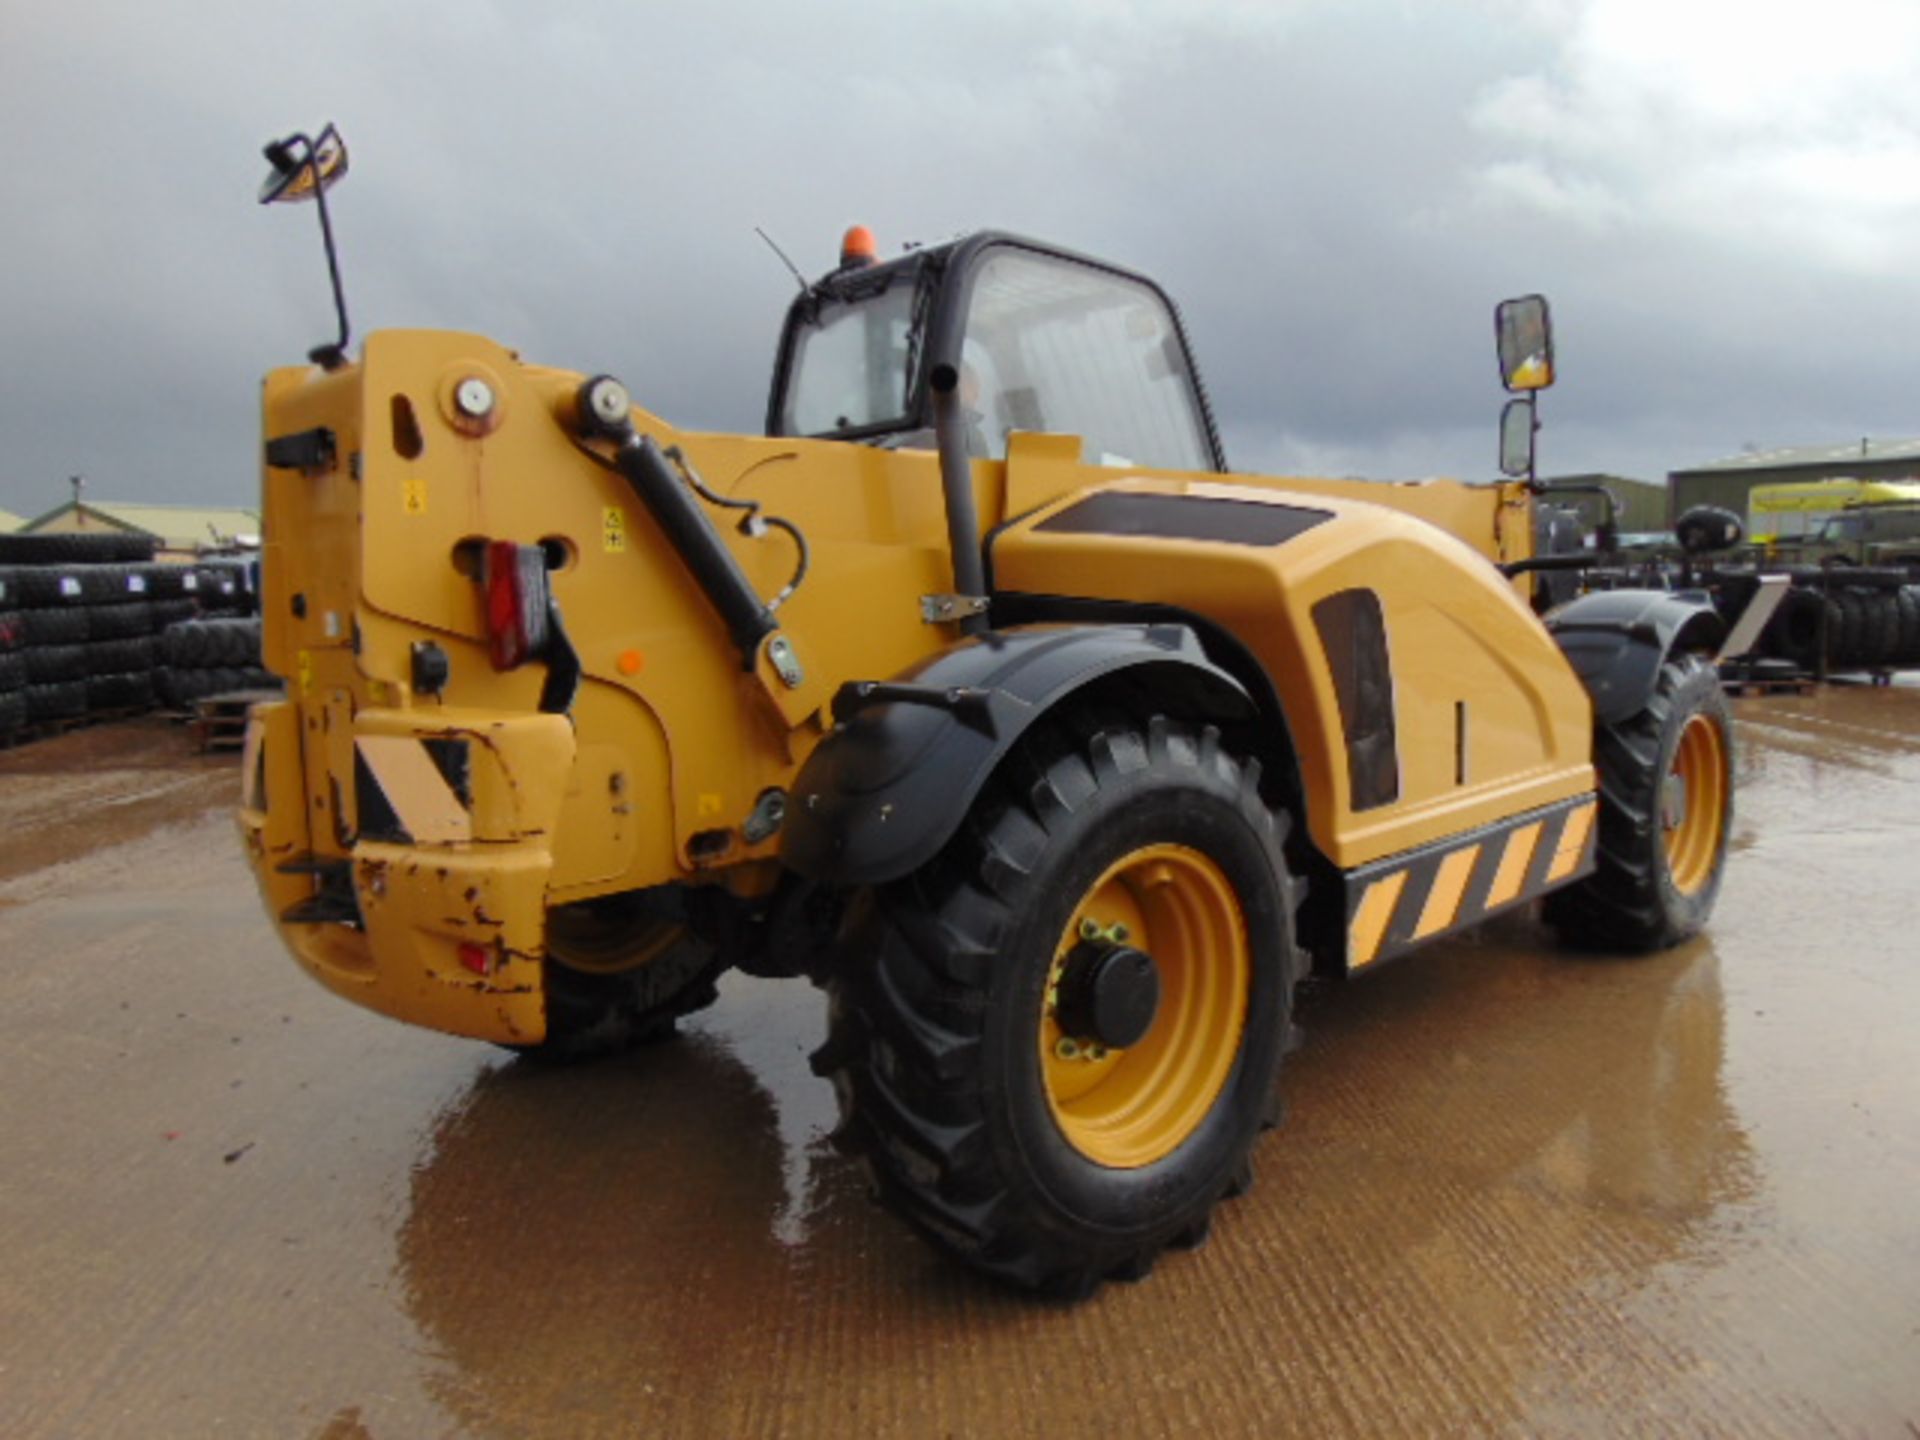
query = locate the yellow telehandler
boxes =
[241,129,1734,1295]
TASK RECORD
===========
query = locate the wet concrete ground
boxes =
[1,697,1917,1438]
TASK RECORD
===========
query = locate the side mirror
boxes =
[1498,397,1536,479]
[258,122,353,369]
[260,124,349,206]
[1496,294,1554,392]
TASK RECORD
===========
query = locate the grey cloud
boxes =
[2,0,1915,518]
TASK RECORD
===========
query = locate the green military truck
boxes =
[1749,479,1920,569]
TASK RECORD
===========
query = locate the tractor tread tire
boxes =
[506,888,731,1064]
[84,637,155,677]
[152,598,198,627]
[23,607,89,646]
[1864,589,1901,666]
[9,570,87,610]
[86,601,155,641]
[1764,589,1829,672]
[87,670,155,714]
[1832,590,1865,667]
[813,712,1299,1297]
[25,645,88,684]
[1545,652,1733,951]
[0,534,157,565]
[1897,587,1920,666]
[25,680,87,722]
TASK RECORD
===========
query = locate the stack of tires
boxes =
[0,597,24,741]
[1763,583,1920,673]
[191,556,259,618]
[0,533,164,732]
[157,617,273,707]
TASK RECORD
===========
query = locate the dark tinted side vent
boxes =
[1313,588,1399,811]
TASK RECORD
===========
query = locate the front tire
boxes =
[813,714,1299,1296]
[1546,652,1733,951]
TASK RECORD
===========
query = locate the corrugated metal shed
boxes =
[1669,438,1920,521]
[23,500,260,556]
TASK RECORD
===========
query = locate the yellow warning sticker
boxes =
[297,650,314,696]
[603,506,627,553]
[403,479,429,515]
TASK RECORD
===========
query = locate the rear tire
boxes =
[507,887,729,1063]
[1898,587,1920,665]
[813,713,1298,1296]
[1865,589,1901,666]
[1546,652,1733,951]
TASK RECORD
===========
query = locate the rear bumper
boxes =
[238,700,577,1046]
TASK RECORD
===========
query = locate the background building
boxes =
[1543,474,1669,534]
[22,499,259,560]
[0,507,23,534]
[1668,438,1920,524]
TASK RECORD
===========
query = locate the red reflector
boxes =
[480,540,551,670]
[457,941,492,976]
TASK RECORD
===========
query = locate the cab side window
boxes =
[962,250,1212,472]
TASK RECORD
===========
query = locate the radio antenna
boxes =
[754,226,809,295]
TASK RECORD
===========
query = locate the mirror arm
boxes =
[260,127,352,370]
[308,163,351,369]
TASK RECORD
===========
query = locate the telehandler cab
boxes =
[242,129,1735,1295]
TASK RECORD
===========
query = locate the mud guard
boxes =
[781,623,1253,887]
[1544,590,1726,726]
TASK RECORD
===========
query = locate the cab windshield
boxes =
[781,281,918,437]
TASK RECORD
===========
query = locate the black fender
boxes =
[1544,590,1725,727]
[781,623,1253,887]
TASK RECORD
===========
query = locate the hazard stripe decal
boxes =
[354,735,474,844]
[1345,795,1596,971]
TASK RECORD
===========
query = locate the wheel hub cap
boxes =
[1054,941,1161,1050]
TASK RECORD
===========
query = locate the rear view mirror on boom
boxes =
[1496,294,1554,392]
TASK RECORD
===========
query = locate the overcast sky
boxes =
[2,0,1916,518]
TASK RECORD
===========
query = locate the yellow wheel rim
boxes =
[1040,843,1250,1169]
[1663,714,1727,897]
[545,912,687,976]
